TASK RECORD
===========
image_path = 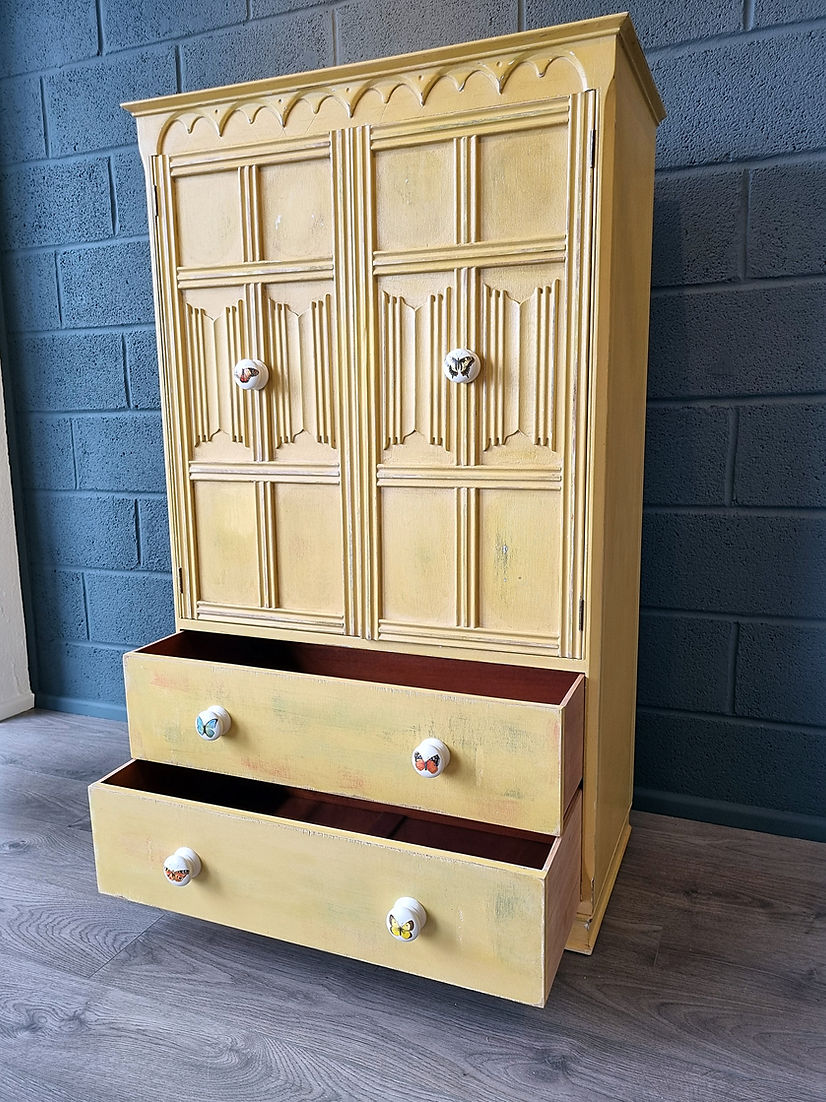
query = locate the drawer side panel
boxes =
[543,789,582,998]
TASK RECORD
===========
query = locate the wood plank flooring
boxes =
[0,709,823,1102]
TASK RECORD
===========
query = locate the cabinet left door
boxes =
[152,143,348,637]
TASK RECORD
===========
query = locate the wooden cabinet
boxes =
[89,13,664,1004]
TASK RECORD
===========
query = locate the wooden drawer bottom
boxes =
[89,762,582,1006]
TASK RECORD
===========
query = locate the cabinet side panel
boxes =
[587,48,659,909]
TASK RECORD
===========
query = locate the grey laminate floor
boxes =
[0,709,823,1102]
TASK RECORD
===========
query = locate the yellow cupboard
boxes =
[88,13,664,1004]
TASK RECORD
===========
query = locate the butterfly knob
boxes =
[386,897,427,943]
[411,737,450,778]
[443,347,481,383]
[163,847,202,887]
[233,357,269,391]
[195,705,231,742]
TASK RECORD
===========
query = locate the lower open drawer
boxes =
[89,761,582,1006]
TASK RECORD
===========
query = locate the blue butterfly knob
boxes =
[412,737,450,778]
[163,847,202,887]
[233,357,269,391]
[195,705,231,742]
[386,897,427,942]
[443,347,481,383]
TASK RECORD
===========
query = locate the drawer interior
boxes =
[105,760,559,870]
[139,631,581,706]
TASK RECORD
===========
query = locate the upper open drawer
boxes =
[125,631,584,836]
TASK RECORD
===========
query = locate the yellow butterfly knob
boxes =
[386,897,427,942]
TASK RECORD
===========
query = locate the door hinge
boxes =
[578,596,585,632]
[177,567,184,594]
[151,183,160,220]
[588,129,597,169]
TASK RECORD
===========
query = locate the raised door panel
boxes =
[156,145,347,635]
[369,93,594,659]
[175,169,243,268]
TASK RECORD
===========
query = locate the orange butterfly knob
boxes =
[233,358,269,391]
[411,737,450,778]
[386,897,427,942]
[163,847,202,887]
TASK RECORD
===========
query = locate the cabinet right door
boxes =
[368,91,595,660]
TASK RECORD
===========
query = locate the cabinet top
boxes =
[123,13,664,132]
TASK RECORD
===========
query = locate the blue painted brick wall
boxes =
[0,1,824,837]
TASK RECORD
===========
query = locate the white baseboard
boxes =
[0,691,35,722]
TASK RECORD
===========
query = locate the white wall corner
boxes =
[0,359,34,721]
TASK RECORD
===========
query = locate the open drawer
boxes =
[89,761,582,1006]
[124,632,584,836]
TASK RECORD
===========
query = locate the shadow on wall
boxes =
[636,145,826,836]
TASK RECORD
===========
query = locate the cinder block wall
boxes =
[0,2,823,837]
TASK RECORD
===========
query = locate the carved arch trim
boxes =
[157,49,587,152]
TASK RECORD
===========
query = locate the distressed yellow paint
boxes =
[90,767,581,1006]
[271,482,345,615]
[125,645,583,836]
[478,126,569,242]
[374,141,455,251]
[174,170,242,267]
[193,481,259,607]
[259,157,333,261]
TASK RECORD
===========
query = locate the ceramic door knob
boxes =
[412,737,450,778]
[163,847,202,886]
[195,705,231,741]
[387,897,427,942]
[233,358,269,390]
[443,348,481,383]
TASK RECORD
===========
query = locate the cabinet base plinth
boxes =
[565,820,631,955]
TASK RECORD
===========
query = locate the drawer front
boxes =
[125,647,583,836]
[89,764,581,1006]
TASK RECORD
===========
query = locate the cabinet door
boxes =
[154,143,347,636]
[367,92,594,659]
